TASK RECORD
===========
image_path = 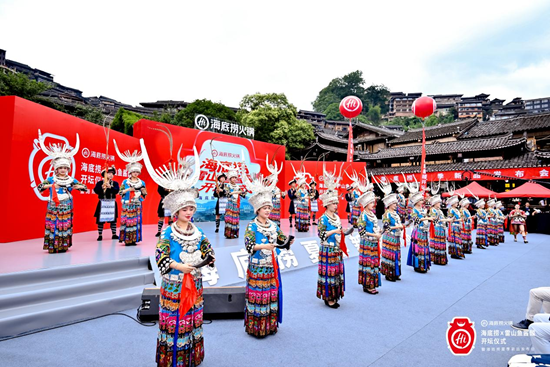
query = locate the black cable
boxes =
[0,307,156,342]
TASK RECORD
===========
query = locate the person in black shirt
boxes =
[213,173,228,233]
[309,181,320,225]
[94,166,119,241]
[345,186,354,224]
[288,179,297,227]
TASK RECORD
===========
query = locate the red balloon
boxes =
[412,96,437,119]
[339,96,363,119]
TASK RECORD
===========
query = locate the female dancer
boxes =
[460,197,473,254]
[495,200,506,243]
[509,203,529,243]
[486,198,499,246]
[242,164,292,337]
[381,193,405,282]
[357,183,381,294]
[37,131,87,253]
[114,140,146,246]
[407,191,433,273]
[475,197,488,249]
[428,194,450,265]
[317,165,350,308]
[447,195,465,259]
[295,177,310,232]
[142,144,215,367]
[223,168,246,239]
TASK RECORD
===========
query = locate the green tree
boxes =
[312,70,390,120]
[111,108,146,135]
[173,99,236,128]
[237,93,314,159]
[367,105,382,125]
[0,71,52,100]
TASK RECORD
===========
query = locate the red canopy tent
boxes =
[441,181,499,198]
[496,182,550,198]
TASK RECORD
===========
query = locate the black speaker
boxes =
[203,286,246,319]
[137,286,246,321]
[138,287,160,322]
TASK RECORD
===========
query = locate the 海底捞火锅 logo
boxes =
[447,317,476,356]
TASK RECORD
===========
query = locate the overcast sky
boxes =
[1,0,549,110]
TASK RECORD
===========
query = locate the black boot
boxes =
[155,232,161,237]
[97,235,102,241]
[289,217,293,228]
[215,219,220,233]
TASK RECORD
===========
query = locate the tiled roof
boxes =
[355,122,404,137]
[316,131,391,145]
[358,135,525,160]
[389,119,478,144]
[305,141,351,155]
[367,152,545,175]
[459,113,550,138]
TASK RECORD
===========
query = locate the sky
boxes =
[1,0,550,110]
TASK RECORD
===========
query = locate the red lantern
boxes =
[339,96,363,119]
[412,96,437,119]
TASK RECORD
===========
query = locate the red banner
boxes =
[373,167,550,183]
[347,119,354,163]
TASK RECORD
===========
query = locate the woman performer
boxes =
[428,194,450,265]
[242,162,293,338]
[309,181,320,225]
[142,144,215,367]
[509,203,529,243]
[37,131,87,253]
[474,197,488,249]
[459,196,473,254]
[213,173,228,233]
[407,191,433,273]
[223,168,246,239]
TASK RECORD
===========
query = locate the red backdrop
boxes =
[281,161,366,219]
[1,96,144,243]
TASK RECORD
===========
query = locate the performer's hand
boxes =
[179,264,195,274]
[129,187,136,192]
[263,244,276,251]
[53,183,60,189]
[209,254,216,264]
[289,238,295,246]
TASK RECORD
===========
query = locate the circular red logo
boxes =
[339,96,363,119]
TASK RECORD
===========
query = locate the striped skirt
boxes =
[407,228,431,272]
[295,202,310,232]
[317,245,345,302]
[498,220,505,243]
[381,231,401,279]
[430,224,448,265]
[269,199,281,223]
[487,219,499,246]
[476,222,488,247]
[461,220,473,253]
[224,199,240,239]
[120,201,142,245]
[156,275,205,367]
[358,238,381,289]
[44,200,73,253]
[448,223,464,258]
[245,263,279,337]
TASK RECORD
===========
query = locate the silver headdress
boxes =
[114,139,143,175]
[319,162,344,207]
[140,139,200,214]
[241,152,278,213]
[291,163,309,187]
[371,174,398,208]
[265,155,283,185]
[467,188,485,208]
[38,130,80,170]
[347,169,375,207]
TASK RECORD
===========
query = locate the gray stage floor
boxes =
[0,220,319,274]
[1,231,548,367]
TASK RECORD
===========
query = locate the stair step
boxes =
[0,284,151,338]
[0,268,154,311]
[0,257,150,289]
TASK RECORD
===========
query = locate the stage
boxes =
[1,230,548,366]
[0,219,358,338]
[0,220,336,276]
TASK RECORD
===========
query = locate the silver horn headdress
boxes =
[114,139,143,175]
[38,129,80,170]
[140,139,201,214]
